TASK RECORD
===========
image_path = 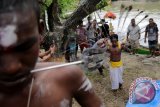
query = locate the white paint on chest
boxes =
[0,25,17,47]
[60,99,69,107]
[79,77,92,92]
[35,82,46,98]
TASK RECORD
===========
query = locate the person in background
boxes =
[86,19,97,47]
[145,18,159,57]
[101,19,110,38]
[77,20,88,53]
[38,45,56,62]
[95,28,103,42]
[127,18,141,54]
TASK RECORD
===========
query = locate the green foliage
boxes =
[96,0,109,9]
[137,48,150,55]
[58,0,79,15]
[45,0,52,6]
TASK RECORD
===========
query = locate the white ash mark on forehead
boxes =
[0,25,17,48]
[79,76,92,92]
[60,98,69,107]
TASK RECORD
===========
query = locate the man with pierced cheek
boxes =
[0,0,104,107]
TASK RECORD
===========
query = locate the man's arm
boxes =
[39,49,51,58]
[70,66,104,107]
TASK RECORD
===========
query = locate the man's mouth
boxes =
[0,71,32,87]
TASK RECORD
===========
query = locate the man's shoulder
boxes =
[34,63,84,85]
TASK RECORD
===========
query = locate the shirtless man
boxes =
[0,0,104,107]
[108,35,123,91]
[94,35,123,91]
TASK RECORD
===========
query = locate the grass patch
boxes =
[137,48,150,55]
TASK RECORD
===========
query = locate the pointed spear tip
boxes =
[121,4,125,8]
[145,15,149,18]
[128,5,133,11]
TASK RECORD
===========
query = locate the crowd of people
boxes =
[63,16,110,63]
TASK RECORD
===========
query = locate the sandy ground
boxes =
[72,52,160,107]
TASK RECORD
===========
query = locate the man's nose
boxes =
[0,55,22,75]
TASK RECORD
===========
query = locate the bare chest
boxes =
[0,87,72,107]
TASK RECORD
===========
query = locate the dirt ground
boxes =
[73,52,160,107]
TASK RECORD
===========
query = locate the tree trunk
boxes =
[63,0,102,30]
[52,0,62,26]
[46,0,62,32]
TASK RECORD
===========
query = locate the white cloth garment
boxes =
[109,66,123,90]
[86,23,98,39]
[127,24,140,41]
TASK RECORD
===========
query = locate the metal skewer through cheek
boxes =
[31,47,107,73]
[31,60,84,73]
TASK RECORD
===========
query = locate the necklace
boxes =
[27,78,34,107]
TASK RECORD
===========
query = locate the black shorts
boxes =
[148,40,157,49]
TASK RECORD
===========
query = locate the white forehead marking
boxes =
[60,99,69,107]
[0,25,17,47]
[79,77,92,92]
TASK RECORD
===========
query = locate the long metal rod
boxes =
[136,15,149,25]
[121,5,133,32]
[134,10,144,19]
[117,4,126,31]
[31,60,83,73]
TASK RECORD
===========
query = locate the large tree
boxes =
[64,0,106,30]
[39,0,109,30]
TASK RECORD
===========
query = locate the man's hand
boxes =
[50,45,56,54]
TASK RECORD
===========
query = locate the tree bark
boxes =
[63,0,102,29]
[52,0,62,26]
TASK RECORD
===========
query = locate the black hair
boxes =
[149,18,153,21]
[131,18,135,21]
[110,34,118,41]
[0,0,40,23]
[101,19,105,22]
[77,20,83,25]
